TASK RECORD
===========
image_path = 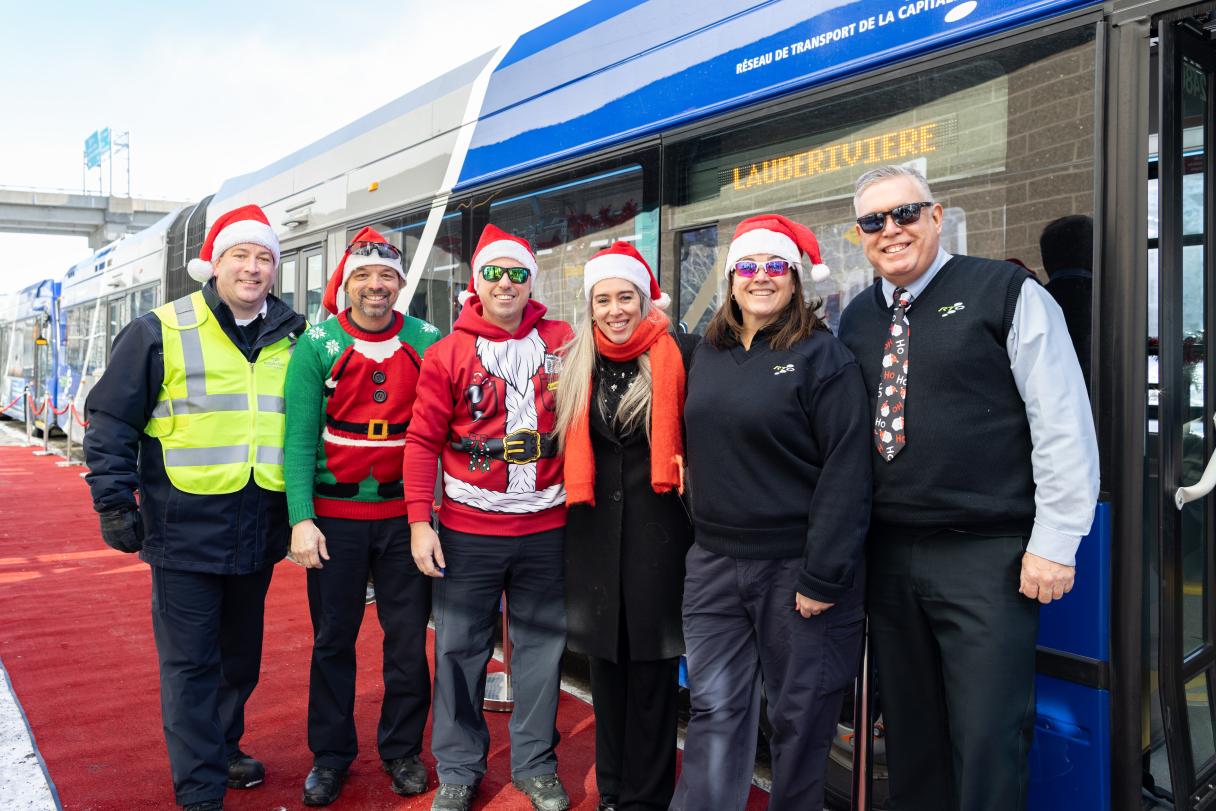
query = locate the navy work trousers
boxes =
[868,529,1039,811]
[151,564,274,806]
[307,515,431,770]
[672,545,864,811]
[431,524,566,786]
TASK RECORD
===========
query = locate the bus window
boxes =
[482,160,656,329]
[358,207,466,335]
[665,26,1097,340]
[305,252,324,323]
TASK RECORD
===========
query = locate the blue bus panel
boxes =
[1039,501,1111,661]
[1030,675,1111,811]
[458,0,1100,188]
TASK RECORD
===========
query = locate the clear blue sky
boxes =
[0,0,585,292]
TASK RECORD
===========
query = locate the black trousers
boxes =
[868,529,1039,811]
[671,545,864,811]
[151,564,274,806]
[587,615,678,810]
[307,515,431,770]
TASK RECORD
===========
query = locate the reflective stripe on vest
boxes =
[145,291,292,495]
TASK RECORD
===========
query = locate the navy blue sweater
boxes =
[683,328,872,602]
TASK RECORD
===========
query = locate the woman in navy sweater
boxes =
[671,215,873,811]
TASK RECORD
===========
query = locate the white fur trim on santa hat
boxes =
[473,239,538,275]
[583,253,652,300]
[342,252,405,282]
[211,219,281,269]
[723,228,801,275]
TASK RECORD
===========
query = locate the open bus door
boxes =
[1158,8,1216,808]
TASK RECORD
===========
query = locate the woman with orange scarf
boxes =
[554,242,697,811]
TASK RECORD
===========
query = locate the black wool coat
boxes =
[564,332,698,663]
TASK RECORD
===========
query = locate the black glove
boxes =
[99,508,143,553]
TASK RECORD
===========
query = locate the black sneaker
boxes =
[226,750,264,789]
[302,765,347,806]
[383,754,428,796]
[431,782,478,811]
[512,773,570,811]
[597,796,619,811]
[183,802,222,811]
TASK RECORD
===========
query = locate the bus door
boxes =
[1159,10,1216,808]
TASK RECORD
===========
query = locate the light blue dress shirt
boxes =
[879,249,1100,566]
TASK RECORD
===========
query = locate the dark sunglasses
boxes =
[480,264,531,284]
[733,259,792,278]
[348,240,402,260]
[855,201,935,234]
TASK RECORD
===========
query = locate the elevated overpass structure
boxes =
[0,187,190,248]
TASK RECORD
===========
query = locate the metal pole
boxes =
[34,396,54,456]
[23,386,32,445]
[851,618,873,811]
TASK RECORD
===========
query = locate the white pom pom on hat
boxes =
[723,214,830,285]
[187,204,281,283]
[583,241,669,310]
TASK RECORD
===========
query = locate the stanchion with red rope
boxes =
[32,394,55,457]
[0,392,23,413]
[57,403,88,467]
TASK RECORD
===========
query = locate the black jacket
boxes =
[565,332,698,663]
[83,281,307,575]
[683,328,872,603]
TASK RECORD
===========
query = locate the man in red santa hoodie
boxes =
[405,225,573,811]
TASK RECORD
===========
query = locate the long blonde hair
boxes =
[555,283,656,449]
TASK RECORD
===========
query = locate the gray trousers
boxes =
[431,524,566,785]
[671,545,864,811]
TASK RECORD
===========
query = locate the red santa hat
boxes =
[723,214,829,285]
[321,226,406,315]
[583,241,669,310]
[460,224,538,306]
[186,204,281,283]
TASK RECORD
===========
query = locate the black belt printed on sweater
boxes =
[451,429,558,470]
[326,416,409,439]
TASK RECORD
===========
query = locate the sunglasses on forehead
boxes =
[348,240,402,260]
[732,259,793,278]
[855,201,935,234]
[480,265,532,284]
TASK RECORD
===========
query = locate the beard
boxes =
[351,288,395,321]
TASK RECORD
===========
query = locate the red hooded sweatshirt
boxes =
[404,298,574,536]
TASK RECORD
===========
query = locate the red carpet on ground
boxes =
[0,447,769,810]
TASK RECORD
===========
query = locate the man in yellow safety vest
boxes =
[84,204,307,811]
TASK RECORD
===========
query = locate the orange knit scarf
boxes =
[564,309,685,506]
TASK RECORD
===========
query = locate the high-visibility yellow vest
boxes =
[144,291,292,495]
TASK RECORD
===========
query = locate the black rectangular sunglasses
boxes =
[856,202,935,234]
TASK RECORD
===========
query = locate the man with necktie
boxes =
[837,165,1099,811]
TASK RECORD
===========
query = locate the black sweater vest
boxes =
[837,255,1035,532]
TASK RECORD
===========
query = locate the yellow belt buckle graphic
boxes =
[502,428,542,464]
[367,419,389,439]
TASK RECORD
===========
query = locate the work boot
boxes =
[431,782,478,811]
[512,773,570,811]
[226,750,264,789]
[384,755,428,795]
[183,802,222,811]
[302,765,347,806]
[597,796,619,811]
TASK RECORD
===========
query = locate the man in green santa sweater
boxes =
[284,227,441,806]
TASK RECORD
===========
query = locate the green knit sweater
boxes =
[284,310,440,526]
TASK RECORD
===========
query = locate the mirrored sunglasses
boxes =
[480,264,531,284]
[348,240,402,260]
[733,259,792,278]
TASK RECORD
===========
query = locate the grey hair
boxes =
[853,165,935,212]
